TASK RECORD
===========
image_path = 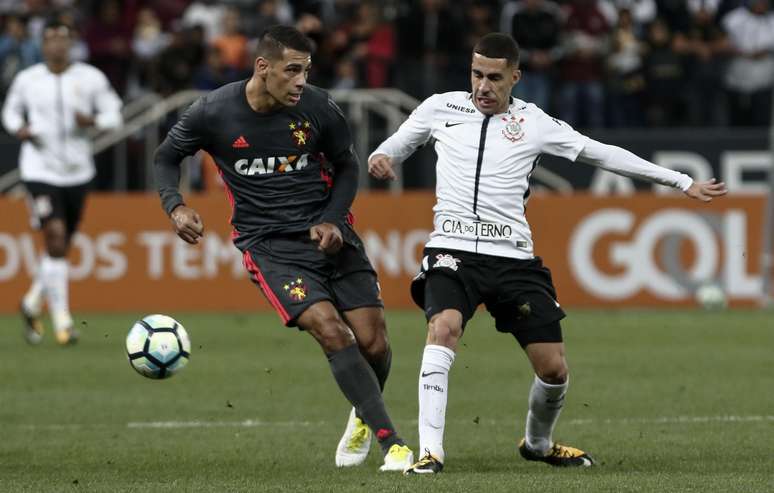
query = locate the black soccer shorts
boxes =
[242,229,383,328]
[24,181,90,235]
[411,247,565,347]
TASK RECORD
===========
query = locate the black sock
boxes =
[370,346,392,392]
[355,347,392,422]
[328,344,403,454]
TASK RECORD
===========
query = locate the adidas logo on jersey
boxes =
[234,154,309,176]
[232,135,250,148]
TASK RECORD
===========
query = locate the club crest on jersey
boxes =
[284,277,308,301]
[289,120,312,147]
[433,254,461,271]
[501,114,524,142]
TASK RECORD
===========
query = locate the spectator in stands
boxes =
[464,0,499,50]
[212,6,249,72]
[654,0,692,32]
[21,0,48,41]
[607,7,646,126]
[294,12,327,80]
[395,0,466,97]
[348,2,395,88]
[557,0,614,128]
[242,0,294,39]
[132,8,170,94]
[673,0,728,126]
[0,14,41,99]
[156,24,205,95]
[643,17,685,126]
[192,45,240,91]
[0,0,761,158]
[501,0,563,111]
[612,0,657,35]
[141,0,189,31]
[687,0,722,15]
[83,0,132,95]
[182,0,225,43]
[133,8,169,61]
[721,0,774,126]
[716,0,746,19]
[330,56,357,90]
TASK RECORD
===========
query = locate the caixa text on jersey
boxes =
[234,154,309,176]
[441,219,513,239]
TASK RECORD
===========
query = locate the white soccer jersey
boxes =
[2,62,122,186]
[371,91,692,259]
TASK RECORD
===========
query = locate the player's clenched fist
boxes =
[368,153,396,181]
[310,222,343,254]
[170,205,204,244]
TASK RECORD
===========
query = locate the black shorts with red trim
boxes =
[242,228,383,328]
[411,248,566,348]
[24,181,90,235]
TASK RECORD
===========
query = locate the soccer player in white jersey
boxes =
[2,21,122,345]
[369,33,727,474]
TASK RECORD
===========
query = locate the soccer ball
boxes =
[694,283,727,310]
[126,314,191,379]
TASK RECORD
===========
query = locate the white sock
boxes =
[418,344,455,463]
[22,278,45,315]
[525,374,568,455]
[40,256,72,332]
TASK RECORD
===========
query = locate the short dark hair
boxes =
[43,18,72,38]
[473,33,520,67]
[256,25,314,60]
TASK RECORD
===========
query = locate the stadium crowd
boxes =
[0,0,772,129]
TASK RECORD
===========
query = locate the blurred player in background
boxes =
[2,20,122,345]
[154,25,413,472]
[369,32,727,474]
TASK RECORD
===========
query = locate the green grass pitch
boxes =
[1,309,772,492]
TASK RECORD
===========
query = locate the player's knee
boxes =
[307,313,355,353]
[43,221,68,257]
[536,361,568,384]
[360,329,388,362]
[45,240,68,258]
[427,311,462,347]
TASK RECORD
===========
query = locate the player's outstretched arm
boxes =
[683,178,727,202]
[577,139,701,194]
[170,205,204,245]
[368,154,396,181]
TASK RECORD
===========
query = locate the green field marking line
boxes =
[11,414,774,431]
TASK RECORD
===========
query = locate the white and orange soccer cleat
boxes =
[519,438,594,467]
[404,450,444,475]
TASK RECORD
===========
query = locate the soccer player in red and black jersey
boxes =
[154,25,413,471]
